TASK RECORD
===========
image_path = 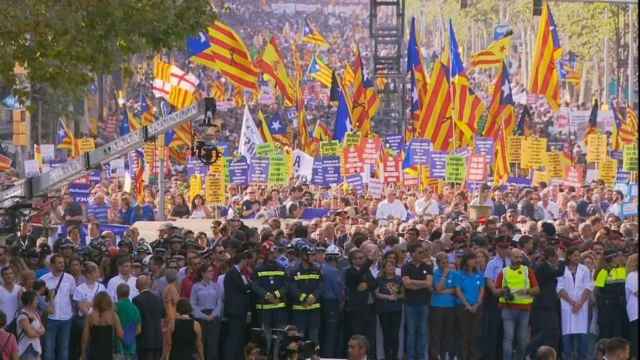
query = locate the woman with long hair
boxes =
[17,290,45,360]
[170,193,191,219]
[166,299,204,360]
[375,257,403,360]
[81,291,124,360]
[455,251,485,360]
[190,195,211,219]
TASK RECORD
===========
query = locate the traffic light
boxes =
[533,0,543,16]
[461,0,468,9]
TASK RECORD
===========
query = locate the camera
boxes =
[504,287,515,302]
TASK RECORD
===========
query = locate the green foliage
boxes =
[407,0,621,63]
[0,0,215,100]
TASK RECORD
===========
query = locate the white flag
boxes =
[292,149,313,180]
[152,79,172,99]
[169,65,199,92]
[239,106,264,160]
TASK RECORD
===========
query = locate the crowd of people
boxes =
[0,177,637,360]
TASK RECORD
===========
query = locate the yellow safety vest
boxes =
[499,265,533,305]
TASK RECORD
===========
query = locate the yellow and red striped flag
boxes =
[256,36,296,105]
[211,80,226,101]
[470,36,511,69]
[168,87,195,110]
[416,54,453,152]
[302,18,329,47]
[619,107,638,144]
[494,123,510,184]
[529,2,563,112]
[484,62,516,140]
[199,21,259,91]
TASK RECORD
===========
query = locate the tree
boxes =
[0,0,215,101]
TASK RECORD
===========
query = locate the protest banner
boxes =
[384,134,404,154]
[508,136,523,164]
[68,182,91,203]
[430,152,448,179]
[623,143,638,172]
[382,151,401,184]
[586,134,607,163]
[410,139,431,165]
[256,143,277,157]
[205,173,225,206]
[359,136,382,165]
[599,157,618,185]
[346,174,364,194]
[445,155,465,183]
[78,138,96,154]
[229,157,250,185]
[322,156,342,185]
[521,136,546,168]
[474,137,495,163]
[546,151,563,178]
[368,178,384,198]
[292,150,314,180]
[311,157,325,186]
[249,157,270,183]
[342,145,364,176]
[467,155,487,183]
[268,152,288,185]
[344,132,361,148]
[532,170,550,186]
[320,140,340,157]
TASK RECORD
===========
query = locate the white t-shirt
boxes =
[17,310,43,356]
[376,199,407,221]
[72,282,106,316]
[626,271,638,322]
[415,197,440,216]
[0,284,23,324]
[106,274,139,302]
[40,272,76,321]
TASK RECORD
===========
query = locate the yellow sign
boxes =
[598,157,618,185]
[521,137,547,169]
[77,138,95,154]
[320,140,340,157]
[586,134,607,163]
[143,143,156,165]
[532,169,550,186]
[12,110,29,146]
[508,136,522,164]
[205,174,225,206]
[344,132,360,148]
[623,143,638,172]
[545,152,563,178]
[189,174,203,203]
[209,156,226,175]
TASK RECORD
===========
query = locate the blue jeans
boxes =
[562,333,588,360]
[501,309,530,360]
[405,304,429,360]
[43,319,72,360]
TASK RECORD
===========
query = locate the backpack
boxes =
[4,310,29,341]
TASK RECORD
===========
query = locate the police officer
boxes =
[320,245,345,358]
[252,241,288,353]
[288,240,323,345]
[595,248,628,339]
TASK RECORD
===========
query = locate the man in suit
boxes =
[133,275,164,360]
[223,247,252,360]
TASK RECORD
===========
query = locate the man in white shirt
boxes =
[0,267,22,325]
[376,191,407,222]
[41,254,76,360]
[107,256,139,301]
[540,189,560,220]
[414,190,440,216]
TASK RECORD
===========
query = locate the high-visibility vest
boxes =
[499,265,533,305]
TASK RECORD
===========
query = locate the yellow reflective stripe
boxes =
[257,271,286,277]
[299,293,307,302]
[294,274,320,281]
[274,290,281,298]
[256,303,286,310]
[292,303,321,310]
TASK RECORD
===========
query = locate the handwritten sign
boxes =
[445,155,466,183]
[623,143,638,172]
[586,134,607,163]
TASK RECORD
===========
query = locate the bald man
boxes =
[133,275,165,360]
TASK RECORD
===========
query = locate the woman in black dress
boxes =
[81,291,124,360]
[167,299,204,360]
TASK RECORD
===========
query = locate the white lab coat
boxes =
[557,264,594,335]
